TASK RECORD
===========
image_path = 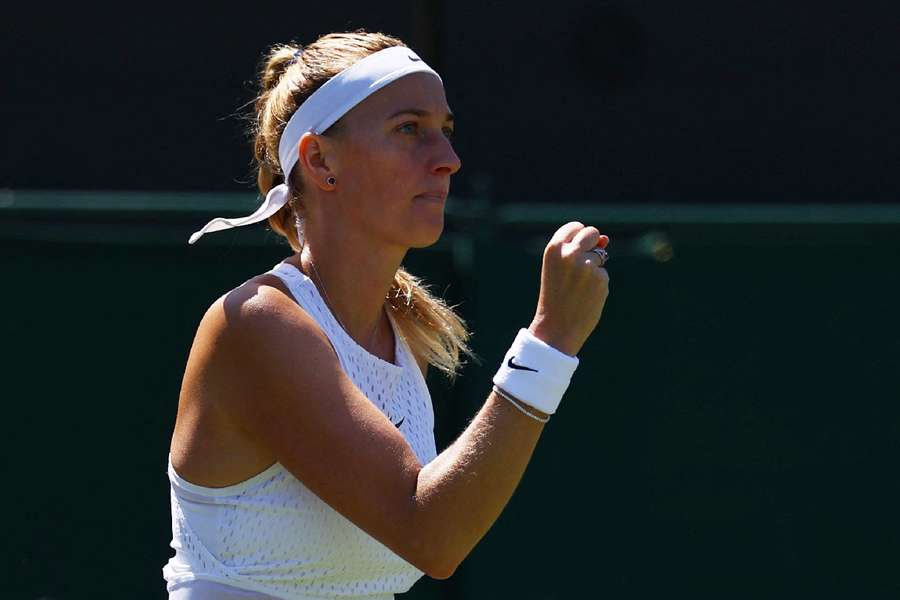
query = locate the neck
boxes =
[295,239,406,352]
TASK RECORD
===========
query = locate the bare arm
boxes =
[211,222,607,579]
[411,389,547,576]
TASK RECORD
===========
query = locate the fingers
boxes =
[569,226,601,252]
[549,222,585,246]
[548,222,611,262]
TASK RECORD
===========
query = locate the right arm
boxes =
[213,222,609,579]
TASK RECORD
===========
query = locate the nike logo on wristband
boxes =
[407,54,422,62]
[507,356,539,372]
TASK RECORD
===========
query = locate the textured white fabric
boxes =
[163,261,437,599]
[187,47,440,246]
[168,579,285,599]
[492,328,579,415]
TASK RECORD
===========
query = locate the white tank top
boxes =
[163,261,438,599]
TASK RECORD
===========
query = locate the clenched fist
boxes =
[528,222,610,356]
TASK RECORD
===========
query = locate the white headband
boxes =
[188,46,441,244]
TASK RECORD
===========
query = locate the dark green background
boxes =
[2,194,898,598]
[5,2,899,204]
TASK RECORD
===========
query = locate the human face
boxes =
[325,72,461,249]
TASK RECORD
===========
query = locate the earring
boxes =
[326,176,336,186]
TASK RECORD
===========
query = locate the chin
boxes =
[408,219,445,249]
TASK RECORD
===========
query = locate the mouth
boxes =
[413,191,448,202]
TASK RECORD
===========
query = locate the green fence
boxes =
[3,191,898,598]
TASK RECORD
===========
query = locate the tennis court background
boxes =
[3,0,899,597]
[2,194,898,598]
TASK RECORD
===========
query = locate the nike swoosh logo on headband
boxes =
[407,54,422,62]
[507,356,539,372]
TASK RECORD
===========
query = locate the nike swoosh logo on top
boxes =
[407,54,422,62]
[393,416,405,428]
[507,356,538,372]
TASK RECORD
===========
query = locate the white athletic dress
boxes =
[163,261,438,599]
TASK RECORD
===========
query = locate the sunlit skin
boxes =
[285,72,460,358]
[169,60,610,579]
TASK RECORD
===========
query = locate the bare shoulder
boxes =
[190,273,427,561]
[191,271,343,422]
[207,271,302,331]
[194,270,329,359]
[170,271,321,483]
[173,270,444,571]
[184,272,318,390]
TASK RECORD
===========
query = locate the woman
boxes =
[164,31,610,600]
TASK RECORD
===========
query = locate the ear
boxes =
[296,132,337,191]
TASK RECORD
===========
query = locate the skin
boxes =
[169,69,610,579]
[290,72,461,347]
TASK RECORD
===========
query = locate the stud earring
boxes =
[326,176,336,186]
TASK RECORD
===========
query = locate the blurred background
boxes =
[2,1,899,598]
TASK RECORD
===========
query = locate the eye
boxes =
[397,122,419,135]
[442,127,455,141]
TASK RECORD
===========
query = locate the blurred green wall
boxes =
[2,192,898,598]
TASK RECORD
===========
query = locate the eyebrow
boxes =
[387,108,455,123]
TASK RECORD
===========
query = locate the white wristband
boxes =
[492,328,579,415]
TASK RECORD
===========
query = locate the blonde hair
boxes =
[251,31,476,379]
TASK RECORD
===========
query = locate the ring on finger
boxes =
[590,247,609,266]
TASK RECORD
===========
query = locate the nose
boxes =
[431,134,462,176]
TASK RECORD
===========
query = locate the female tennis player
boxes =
[163,31,610,600]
